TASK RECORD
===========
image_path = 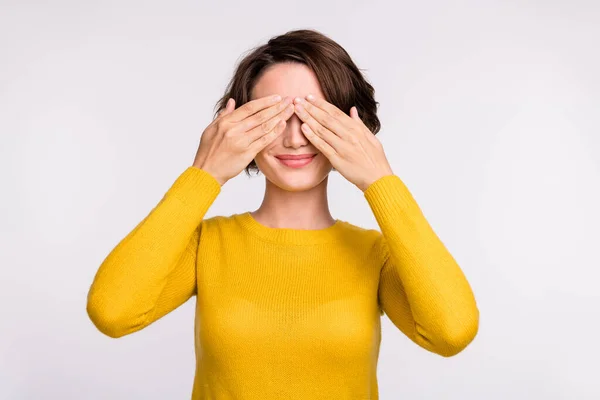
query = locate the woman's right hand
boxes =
[192,94,295,185]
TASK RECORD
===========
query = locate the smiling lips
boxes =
[275,154,317,160]
[275,153,317,168]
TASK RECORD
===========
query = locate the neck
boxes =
[251,175,335,230]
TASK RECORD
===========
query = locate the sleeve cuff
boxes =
[164,166,222,209]
[363,174,420,221]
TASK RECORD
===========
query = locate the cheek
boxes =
[256,139,281,157]
[255,148,269,160]
[253,148,272,167]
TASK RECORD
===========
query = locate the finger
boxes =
[294,98,349,140]
[294,103,345,150]
[304,94,354,126]
[226,98,235,113]
[300,123,337,162]
[227,94,282,123]
[214,98,235,121]
[249,119,287,153]
[245,100,295,141]
[239,97,294,133]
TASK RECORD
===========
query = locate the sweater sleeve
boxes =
[363,174,479,357]
[86,166,222,338]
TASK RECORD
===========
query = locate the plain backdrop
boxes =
[1,0,599,399]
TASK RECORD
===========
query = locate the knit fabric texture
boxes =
[87,166,479,399]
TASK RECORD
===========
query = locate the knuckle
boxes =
[323,114,334,126]
[243,102,256,114]
[237,120,249,132]
[261,120,271,133]
[257,110,271,125]
[278,100,289,111]
[216,119,229,132]
[223,128,236,138]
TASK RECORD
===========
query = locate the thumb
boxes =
[224,98,235,113]
[216,98,235,119]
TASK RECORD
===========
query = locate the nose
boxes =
[281,110,310,148]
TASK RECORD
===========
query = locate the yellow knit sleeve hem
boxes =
[165,166,222,208]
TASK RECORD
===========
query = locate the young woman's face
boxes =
[250,62,333,192]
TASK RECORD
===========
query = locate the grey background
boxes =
[1,0,599,399]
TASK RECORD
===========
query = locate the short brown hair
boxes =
[213,28,381,177]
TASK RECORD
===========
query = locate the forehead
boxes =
[251,62,325,100]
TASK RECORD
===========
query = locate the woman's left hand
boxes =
[293,94,394,192]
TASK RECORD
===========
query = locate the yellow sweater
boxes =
[87,166,479,399]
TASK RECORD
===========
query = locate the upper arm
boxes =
[147,221,200,324]
[378,252,417,341]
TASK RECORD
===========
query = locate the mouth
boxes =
[275,153,317,168]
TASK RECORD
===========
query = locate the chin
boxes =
[255,154,332,192]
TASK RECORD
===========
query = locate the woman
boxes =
[87,29,479,399]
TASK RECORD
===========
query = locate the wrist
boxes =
[192,163,227,186]
[360,169,394,192]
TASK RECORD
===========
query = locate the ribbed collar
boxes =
[235,211,348,245]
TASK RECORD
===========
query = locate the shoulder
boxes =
[339,220,385,255]
[338,221,389,273]
[200,213,240,231]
